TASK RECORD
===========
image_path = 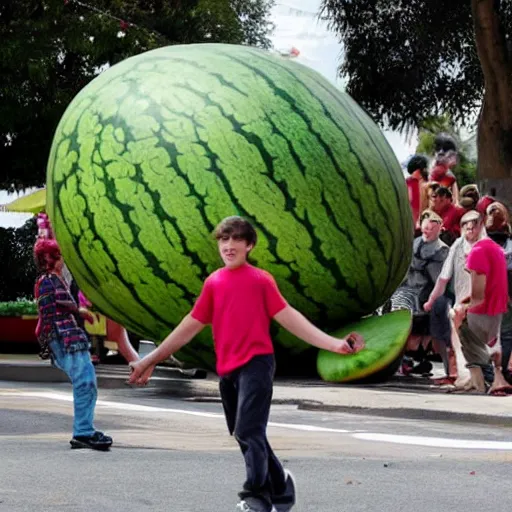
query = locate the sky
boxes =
[0,0,415,229]
[269,0,417,161]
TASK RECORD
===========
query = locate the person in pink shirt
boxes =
[452,213,509,394]
[129,216,364,512]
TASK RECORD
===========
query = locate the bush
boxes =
[0,299,37,317]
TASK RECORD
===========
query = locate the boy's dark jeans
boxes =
[219,354,290,511]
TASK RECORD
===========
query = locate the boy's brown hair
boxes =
[214,216,257,247]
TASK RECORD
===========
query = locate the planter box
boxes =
[0,316,38,344]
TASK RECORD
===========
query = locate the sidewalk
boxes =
[1,353,511,426]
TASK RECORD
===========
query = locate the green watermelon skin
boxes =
[47,43,413,370]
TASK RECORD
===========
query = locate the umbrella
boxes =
[0,188,46,214]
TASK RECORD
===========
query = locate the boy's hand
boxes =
[331,332,365,354]
[451,304,467,330]
[345,332,365,352]
[128,360,155,386]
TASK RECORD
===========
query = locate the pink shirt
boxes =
[466,239,508,316]
[191,264,288,375]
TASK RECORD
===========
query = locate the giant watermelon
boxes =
[46,43,413,372]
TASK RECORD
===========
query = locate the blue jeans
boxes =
[49,340,97,437]
[219,355,292,511]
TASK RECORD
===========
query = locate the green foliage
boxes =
[0,217,38,301]
[320,0,512,131]
[0,0,275,191]
[455,156,477,188]
[0,299,37,317]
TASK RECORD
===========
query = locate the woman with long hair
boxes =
[34,238,112,451]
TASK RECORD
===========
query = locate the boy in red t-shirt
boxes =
[129,216,364,512]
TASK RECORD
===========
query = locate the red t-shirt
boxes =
[406,171,421,224]
[430,165,456,188]
[191,263,288,375]
[466,238,508,315]
[438,203,464,236]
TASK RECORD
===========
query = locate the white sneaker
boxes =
[236,498,272,512]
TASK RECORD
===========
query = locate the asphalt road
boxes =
[0,381,510,512]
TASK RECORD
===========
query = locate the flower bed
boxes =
[0,300,38,344]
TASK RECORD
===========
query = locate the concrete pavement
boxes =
[3,385,511,512]
[1,353,511,426]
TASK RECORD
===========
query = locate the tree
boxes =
[0,0,274,192]
[0,217,37,301]
[415,115,477,188]
[321,0,512,200]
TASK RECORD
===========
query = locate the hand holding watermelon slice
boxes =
[343,332,365,354]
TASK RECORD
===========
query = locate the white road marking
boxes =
[2,390,512,450]
[2,391,352,433]
[353,433,512,450]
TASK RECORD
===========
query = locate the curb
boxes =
[298,403,512,427]
[183,395,512,426]
[1,362,511,427]
[0,361,207,385]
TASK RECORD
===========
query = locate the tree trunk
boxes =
[472,0,512,203]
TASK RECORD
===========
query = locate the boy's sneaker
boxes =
[235,497,273,512]
[273,469,297,512]
[70,431,113,451]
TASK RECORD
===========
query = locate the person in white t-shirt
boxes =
[424,210,487,386]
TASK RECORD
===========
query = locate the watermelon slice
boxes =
[317,310,412,383]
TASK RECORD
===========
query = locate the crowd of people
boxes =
[394,133,512,395]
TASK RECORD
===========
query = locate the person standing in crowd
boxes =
[452,214,510,394]
[485,201,512,389]
[34,238,113,450]
[429,186,464,246]
[429,133,460,203]
[424,210,487,386]
[458,184,480,213]
[389,210,449,375]
[486,201,511,237]
[405,154,430,233]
